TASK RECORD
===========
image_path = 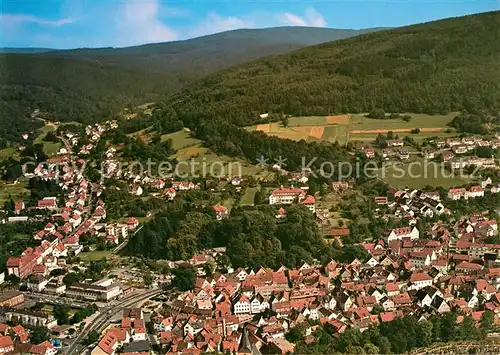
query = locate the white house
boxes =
[234,295,251,314]
[385,227,419,242]
[269,187,306,205]
[408,273,433,290]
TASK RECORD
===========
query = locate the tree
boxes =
[253,188,265,205]
[30,327,51,344]
[143,272,153,286]
[416,319,434,346]
[83,330,100,345]
[476,146,494,158]
[479,310,494,338]
[63,272,83,286]
[53,305,71,325]
[171,267,196,291]
[375,134,387,148]
[285,324,306,343]
[459,316,479,340]
[363,343,379,354]
[440,312,458,341]
[203,261,216,277]
[368,108,386,119]
[280,115,289,128]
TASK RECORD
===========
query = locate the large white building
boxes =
[269,187,306,205]
[385,227,420,243]
[66,279,122,302]
[233,295,251,314]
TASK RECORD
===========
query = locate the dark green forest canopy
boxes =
[173,11,500,128]
[0,54,171,142]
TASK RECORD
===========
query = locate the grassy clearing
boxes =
[321,125,350,145]
[172,144,266,177]
[240,187,258,206]
[0,148,19,160]
[161,130,200,150]
[78,250,113,261]
[33,125,62,156]
[0,179,30,205]
[377,160,471,189]
[34,125,56,141]
[287,116,329,126]
[250,119,350,144]
[249,113,457,145]
[43,142,63,156]
[59,121,82,127]
[350,112,457,131]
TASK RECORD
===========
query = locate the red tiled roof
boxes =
[410,272,432,282]
[328,228,349,236]
[271,188,305,196]
[98,333,118,354]
[128,217,139,225]
[301,195,315,205]
[213,205,227,213]
[0,335,13,349]
[456,261,482,270]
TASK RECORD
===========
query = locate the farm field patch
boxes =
[248,113,456,144]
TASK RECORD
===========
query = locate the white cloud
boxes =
[280,7,327,27]
[188,12,255,38]
[0,14,74,28]
[114,0,177,46]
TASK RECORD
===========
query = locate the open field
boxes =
[240,187,258,206]
[34,124,62,156]
[161,129,200,150]
[377,160,471,189]
[78,250,113,261]
[164,129,270,178]
[250,118,351,145]
[350,112,457,132]
[248,113,457,144]
[0,180,30,205]
[0,147,19,160]
[172,144,267,177]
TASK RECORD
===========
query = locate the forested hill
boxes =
[0,54,170,142]
[0,26,383,143]
[0,48,55,54]
[43,27,385,78]
[172,11,500,128]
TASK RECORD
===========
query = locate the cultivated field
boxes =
[249,113,457,144]
[249,115,352,145]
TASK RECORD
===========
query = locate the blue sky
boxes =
[1,0,498,48]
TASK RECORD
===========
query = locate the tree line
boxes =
[289,311,494,354]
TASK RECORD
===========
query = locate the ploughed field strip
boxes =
[250,113,454,144]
